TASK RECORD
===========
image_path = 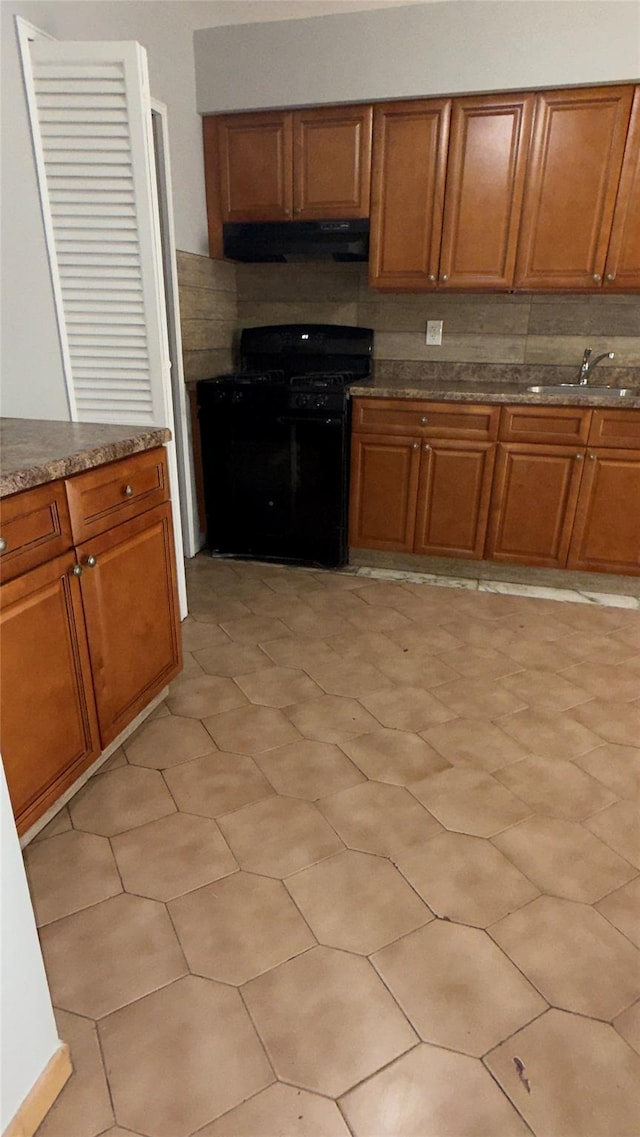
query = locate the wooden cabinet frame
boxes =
[0,449,183,834]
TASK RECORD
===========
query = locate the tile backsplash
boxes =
[177,252,639,382]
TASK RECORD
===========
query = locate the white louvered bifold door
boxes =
[27,39,171,427]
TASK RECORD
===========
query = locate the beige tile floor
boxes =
[25,556,640,1137]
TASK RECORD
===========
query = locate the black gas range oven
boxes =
[197,324,373,568]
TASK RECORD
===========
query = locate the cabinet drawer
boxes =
[353,399,499,440]
[500,405,591,445]
[66,448,169,544]
[588,408,640,448]
[0,481,72,584]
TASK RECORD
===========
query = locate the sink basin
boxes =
[526,385,631,398]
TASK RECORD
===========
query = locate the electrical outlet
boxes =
[425,320,443,346]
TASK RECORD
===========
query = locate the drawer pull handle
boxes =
[86,554,97,568]
[72,563,83,577]
[420,416,428,425]
[123,484,134,497]
[0,537,7,554]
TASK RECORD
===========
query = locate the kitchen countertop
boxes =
[0,419,171,498]
[351,374,640,408]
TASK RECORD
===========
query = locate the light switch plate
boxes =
[426,320,443,346]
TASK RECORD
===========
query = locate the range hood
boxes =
[223,219,369,263]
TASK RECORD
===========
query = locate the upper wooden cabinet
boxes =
[369,99,451,289]
[439,93,534,290]
[207,105,373,230]
[604,86,640,291]
[370,93,534,290]
[211,111,293,224]
[514,85,634,290]
[292,105,373,219]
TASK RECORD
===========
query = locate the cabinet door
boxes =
[0,552,99,835]
[414,440,496,559]
[215,111,293,222]
[515,86,634,290]
[293,105,372,219]
[567,448,640,575]
[604,87,640,291]
[369,99,450,289]
[77,503,182,746]
[349,433,421,551]
[486,443,585,568]
[439,93,534,290]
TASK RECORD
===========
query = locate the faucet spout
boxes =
[579,348,615,385]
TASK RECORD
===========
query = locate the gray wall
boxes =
[195,1,640,113]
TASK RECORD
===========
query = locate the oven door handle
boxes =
[276,414,342,426]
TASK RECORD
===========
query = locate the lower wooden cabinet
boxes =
[350,399,640,577]
[0,448,183,835]
[349,423,496,559]
[567,448,640,573]
[485,443,585,568]
[77,502,182,745]
[349,434,421,551]
[0,552,100,834]
[415,440,496,558]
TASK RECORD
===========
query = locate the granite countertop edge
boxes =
[0,421,171,499]
[349,381,640,408]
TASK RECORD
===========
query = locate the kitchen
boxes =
[2,2,640,1135]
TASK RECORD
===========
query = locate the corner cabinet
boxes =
[205,104,373,240]
[0,448,183,835]
[514,86,635,291]
[604,86,640,291]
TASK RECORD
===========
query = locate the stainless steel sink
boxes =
[526,385,632,398]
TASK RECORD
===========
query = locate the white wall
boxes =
[0,763,60,1130]
[195,0,640,112]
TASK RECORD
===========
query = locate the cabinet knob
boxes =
[589,453,596,461]
[72,563,83,577]
[123,484,134,497]
[441,274,449,283]
[420,416,428,425]
[411,442,419,450]
[86,554,97,567]
[593,273,601,283]
[606,273,616,282]
[0,537,7,554]
[284,208,292,218]
[575,453,584,460]
[424,444,431,452]
[428,274,436,283]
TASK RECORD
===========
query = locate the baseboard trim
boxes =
[3,1043,72,1137]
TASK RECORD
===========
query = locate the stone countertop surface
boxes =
[350,374,640,408]
[0,419,171,498]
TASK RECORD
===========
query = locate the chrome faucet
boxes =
[579,348,615,385]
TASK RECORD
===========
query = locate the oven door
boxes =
[200,402,349,567]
